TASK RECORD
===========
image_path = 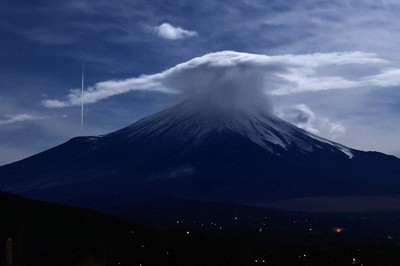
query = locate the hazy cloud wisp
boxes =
[0,114,44,125]
[277,104,346,139]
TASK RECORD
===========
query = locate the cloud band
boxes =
[42,51,395,109]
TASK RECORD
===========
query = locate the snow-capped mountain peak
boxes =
[1,97,400,209]
[110,98,353,158]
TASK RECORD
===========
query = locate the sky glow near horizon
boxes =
[1,0,400,165]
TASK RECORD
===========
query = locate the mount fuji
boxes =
[0,97,400,211]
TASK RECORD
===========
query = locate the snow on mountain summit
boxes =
[108,98,354,158]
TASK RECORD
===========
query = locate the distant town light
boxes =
[333,227,344,233]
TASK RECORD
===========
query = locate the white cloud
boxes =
[42,74,176,108]
[42,100,68,108]
[154,23,198,40]
[0,114,43,125]
[277,104,345,139]
[43,51,395,110]
[271,75,360,95]
[362,68,400,87]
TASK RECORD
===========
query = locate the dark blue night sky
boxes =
[1,0,400,165]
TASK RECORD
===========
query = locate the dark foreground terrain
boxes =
[1,192,400,266]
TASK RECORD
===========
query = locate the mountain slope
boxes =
[0,98,399,209]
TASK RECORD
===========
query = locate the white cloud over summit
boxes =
[42,50,397,110]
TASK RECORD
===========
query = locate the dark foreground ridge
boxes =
[1,192,400,266]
